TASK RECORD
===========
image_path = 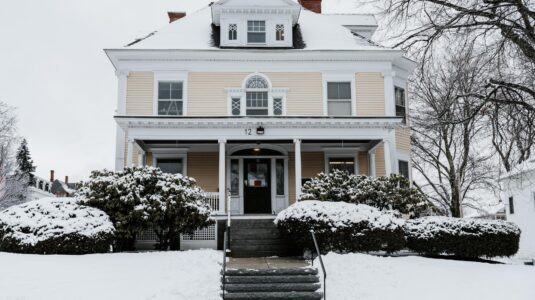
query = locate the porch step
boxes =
[221,267,323,300]
[229,219,298,257]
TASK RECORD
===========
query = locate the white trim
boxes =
[383,70,395,116]
[152,153,188,176]
[229,143,288,156]
[218,140,226,214]
[294,139,302,200]
[397,150,411,181]
[324,151,359,175]
[322,72,357,116]
[153,71,188,116]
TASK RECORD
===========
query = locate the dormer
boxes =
[211,0,302,48]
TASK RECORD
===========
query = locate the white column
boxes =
[218,139,226,214]
[383,71,395,116]
[383,140,392,176]
[126,139,134,167]
[368,150,376,177]
[115,70,129,171]
[294,139,302,201]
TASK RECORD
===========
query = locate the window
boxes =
[398,160,409,179]
[395,87,406,123]
[509,196,515,214]
[248,21,266,43]
[230,159,239,195]
[327,82,352,116]
[276,159,284,196]
[328,157,355,174]
[246,92,268,115]
[156,158,183,174]
[273,98,283,115]
[276,24,285,41]
[228,24,237,40]
[158,82,183,116]
[231,97,241,116]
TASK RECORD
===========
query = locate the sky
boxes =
[0,0,378,182]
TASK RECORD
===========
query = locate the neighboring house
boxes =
[105,0,415,251]
[49,170,77,197]
[27,176,55,201]
[499,159,535,259]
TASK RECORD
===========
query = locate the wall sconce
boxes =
[256,126,265,135]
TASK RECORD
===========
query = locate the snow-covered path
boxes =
[0,250,222,300]
[316,253,535,300]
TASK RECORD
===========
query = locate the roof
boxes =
[500,159,535,181]
[123,4,389,52]
[321,14,377,27]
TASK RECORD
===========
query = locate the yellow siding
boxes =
[358,152,369,175]
[375,145,386,176]
[396,128,411,151]
[288,152,325,204]
[266,73,324,115]
[126,72,153,115]
[145,152,153,166]
[187,72,248,116]
[187,152,219,192]
[356,73,385,116]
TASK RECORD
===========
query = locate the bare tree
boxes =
[411,44,497,217]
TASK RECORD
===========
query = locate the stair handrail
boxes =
[222,189,231,300]
[310,229,327,300]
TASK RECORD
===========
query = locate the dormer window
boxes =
[228,24,237,41]
[276,24,285,41]
[248,21,266,44]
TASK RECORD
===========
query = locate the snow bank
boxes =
[0,250,222,300]
[0,197,114,246]
[315,252,535,300]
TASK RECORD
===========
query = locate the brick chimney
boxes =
[50,170,55,182]
[65,176,69,185]
[168,12,186,23]
[299,0,322,13]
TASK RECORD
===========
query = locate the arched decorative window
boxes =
[246,75,269,89]
[245,75,269,115]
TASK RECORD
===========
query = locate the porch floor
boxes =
[227,257,309,269]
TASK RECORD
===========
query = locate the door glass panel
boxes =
[230,159,239,195]
[157,158,183,174]
[276,159,284,195]
[247,162,268,188]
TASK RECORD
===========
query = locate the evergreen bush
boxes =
[404,217,521,258]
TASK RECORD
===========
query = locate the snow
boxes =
[500,158,535,180]
[0,197,114,246]
[0,250,222,300]
[274,200,404,231]
[315,252,535,300]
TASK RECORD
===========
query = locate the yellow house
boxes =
[105,0,415,251]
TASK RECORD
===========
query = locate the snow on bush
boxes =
[76,166,214,251]
[300,170,429,218]
[275,201,406,253]
[0,197,114,254]
[405,217,521,258]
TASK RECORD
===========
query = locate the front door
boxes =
[243,158,271,214]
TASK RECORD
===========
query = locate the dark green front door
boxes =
[243,158,271,214]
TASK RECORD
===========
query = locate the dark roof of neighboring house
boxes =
[50,180,77,195]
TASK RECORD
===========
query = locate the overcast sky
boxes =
[0,0,376,182]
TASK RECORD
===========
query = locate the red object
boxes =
[168,12,186,23]
[50,170,55,182]
[299,0,322,13]
[65,176,69,184]
[254,180,262,187]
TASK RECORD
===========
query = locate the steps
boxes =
[229,219,298,257]
[222,268,323,300]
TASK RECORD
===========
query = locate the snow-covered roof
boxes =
[321,14,377,27]
[500,158,535,181]
[124,4,389,52]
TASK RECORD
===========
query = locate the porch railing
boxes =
[204,192,220,212]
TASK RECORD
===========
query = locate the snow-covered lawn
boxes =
[317,253,535,300]
[0,250,221,300]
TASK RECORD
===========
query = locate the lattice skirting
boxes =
[136,224,217,250]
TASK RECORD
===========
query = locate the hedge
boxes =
[404,217,521,258]
[275,201,406,254]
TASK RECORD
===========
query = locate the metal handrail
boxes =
[310,230,327,300]
[222,190,232,300]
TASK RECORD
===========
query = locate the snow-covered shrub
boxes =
[300,170,428,218]
[404,217,521,258]
[275,201,406,253]
[76,166,213,251]
[0,198,114,254]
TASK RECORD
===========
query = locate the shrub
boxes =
[275,200,406,253]
[0,198,114,254]
[300,170,429,218]
[76,166,213,251]
[404,217,521,258]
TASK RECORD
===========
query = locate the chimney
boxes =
[50,170,55,182]
[65,176,69,185]
[299,0,322,14]
[168,12,186,23]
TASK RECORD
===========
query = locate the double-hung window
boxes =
[156,158,184,174]
[328,157,355,174]
[248,21,266,43]
[327,82,352,116]
[398,160,409,179]
[395,86,407,123]
[228,24,237,41]
[246,91,268,115]
[158,82,183,116]
[509,196,515,214]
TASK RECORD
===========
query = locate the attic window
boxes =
[276,24,285,41]
[248,21,266,43]
[228,24,237,41]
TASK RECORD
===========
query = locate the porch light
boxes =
[256,126,265,135]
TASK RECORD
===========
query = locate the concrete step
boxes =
[224,268,318,276]
[224,275,320,284]
[230,250,295,258]
[230,239,287,246]
[224,283,322,293]
[230,228,281,238]
[231,219,278,228]
[222,291,323,300]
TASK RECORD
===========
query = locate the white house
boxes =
[499,159,535,259]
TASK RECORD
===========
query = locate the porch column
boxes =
[115,70,129,171]
[294,139,302,201]
[368,150,376,177]
[218,139,226,214]
[126,138,134,167]
[383,140,392,176]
